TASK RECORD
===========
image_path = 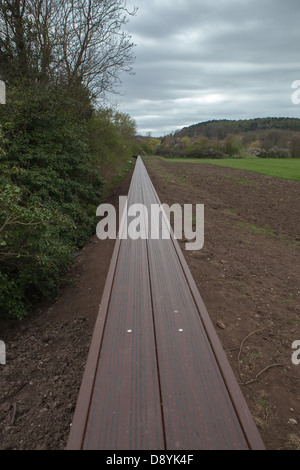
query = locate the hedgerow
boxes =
[0,87,135,321]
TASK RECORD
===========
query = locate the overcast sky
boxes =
[108,0,300,137]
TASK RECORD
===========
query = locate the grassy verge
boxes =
[144,156,300,181]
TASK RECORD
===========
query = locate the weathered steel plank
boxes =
[139,158,264,450]
[67,157,265,450]
[67,160,165,450]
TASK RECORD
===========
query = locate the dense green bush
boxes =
[291,135,300,158]
[0,178,74,319]
[154,145,181,159]
[0,86,136,321]
[186,147,227,159]
[257,148,290,158]
[0,1,138,322]
[89,108,136,172]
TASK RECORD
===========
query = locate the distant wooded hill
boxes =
[174,117,300,139]
[153,117,300,159]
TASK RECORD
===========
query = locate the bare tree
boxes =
[0,0,30,81]
[58,0,136,97]
[0,0,136,96]
[27,0,62,82]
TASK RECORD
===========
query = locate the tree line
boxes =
[155,118,300,159]
[175,118,300,140]
[0,0,138,321]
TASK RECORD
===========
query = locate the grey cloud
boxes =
[109,0,300,136]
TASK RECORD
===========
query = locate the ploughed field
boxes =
[0,157,299,450]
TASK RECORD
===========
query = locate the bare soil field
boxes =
[0,157,299,450]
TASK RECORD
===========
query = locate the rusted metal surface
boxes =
[67,157,265,450]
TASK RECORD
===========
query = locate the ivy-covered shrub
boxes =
[0,179,74,319]
[0,87,136,321]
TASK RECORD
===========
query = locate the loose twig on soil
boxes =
[237,327,283,385]
[240,363,284,386]
[10,403,17,426]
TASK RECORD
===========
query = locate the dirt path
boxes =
[0,158,299,450]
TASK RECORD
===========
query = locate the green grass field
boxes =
[147,157,300,181]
